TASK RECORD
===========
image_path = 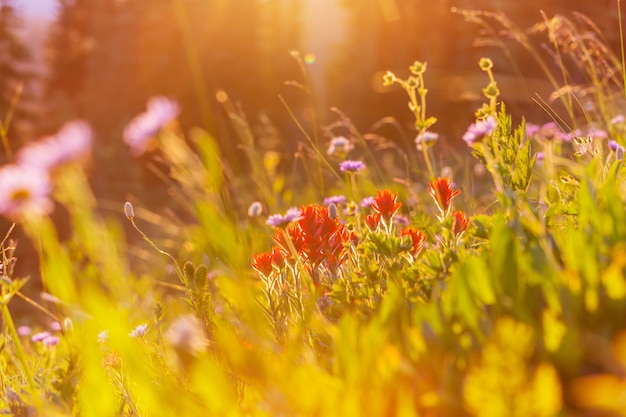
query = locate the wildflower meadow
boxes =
[3,4,626,417]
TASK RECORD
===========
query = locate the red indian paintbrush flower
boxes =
[252,252,274,277]
[270,204,353,273]
[428,177,461,220]
[371,190,402,221]
[401,227,427,256]
[452,210,470,237]
[365,213,381,230]
[252,247,284,277]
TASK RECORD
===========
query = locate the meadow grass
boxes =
[2,7,626,417]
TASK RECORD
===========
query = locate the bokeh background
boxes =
[8,0,623,205]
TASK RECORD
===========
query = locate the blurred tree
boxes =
[44,0,304,200]
[329,0,623,152]
[0,0,36,153]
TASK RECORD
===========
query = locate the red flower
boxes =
[271,204,352,273]
[401,227,427,256]
[252,247,285,277]
[371,190,402,221]
[252,252,274,276]
[428,177,461,220]
[365,213,381,230]
[452,210,470,237]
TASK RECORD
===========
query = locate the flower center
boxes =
[10,188,31,202]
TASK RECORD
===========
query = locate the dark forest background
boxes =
[3,0,623,206]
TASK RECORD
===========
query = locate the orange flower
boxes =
[452,210,470,237]
[401,227,427,256]
[371,190,402,221]
[428,177,461,220]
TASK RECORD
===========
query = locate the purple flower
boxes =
[339,160,366,173]
[17,326,32,337]
[323,195,347,205]
[124,97,180,157]
[525,123,540,137]
[16,121,92,170]
[326,136,354,156]
[32,331,51,342]
[393,214,410,226]
[98,330,109,344]
[360,196,374,207]
[587,127,608,139]
[536,151,545,162]
[129,323,148,338]
[611,115,625,125]
[49,321,62,332]
[42,335,60,346]
[609,140,625,160]
[0,165,53,219]
[542,122,567,141]
[564,129,582,142]
[266,207,302,227]
[415,131,439,151]
[462,116,496,145]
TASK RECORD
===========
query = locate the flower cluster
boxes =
[254,204,355,282]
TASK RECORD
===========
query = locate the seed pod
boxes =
[328,203,337,220]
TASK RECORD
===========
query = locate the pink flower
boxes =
[0,165,53,219]
[16,120,92,170]
[123,96,180,157]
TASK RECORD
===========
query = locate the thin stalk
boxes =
[619,0,626,98]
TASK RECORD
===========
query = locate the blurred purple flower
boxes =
[462,116,496,145]
[526,122,567,142]
[124,97,180,157]
[327,136,354,156]
[611,115,625,125]
[17,325,32,337]
[17,121,93,170]
[536,152,545,162]
[0,165,53,219]
[266,207,302,227]
[129,323,148,338]
[587,127,608,139]
[525,123,540,137]
[42,335,60,346]
[32,331,51,343]
[609,140,620,151]
[393,214,410,226]
[360,196,374,207]
[339,160,366,173]
[49,321,62,332]
[98,330,109,344]
[323,195,346,205]
[415,131,439,151]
